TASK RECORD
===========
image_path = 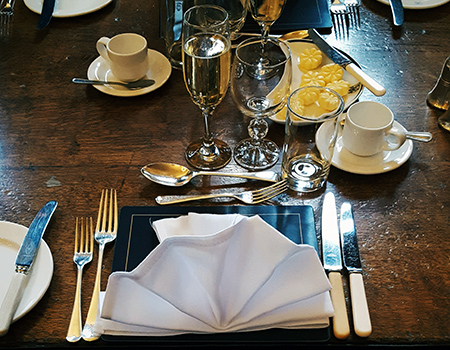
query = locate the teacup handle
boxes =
[96,37,111,63]
[383,125,407,152]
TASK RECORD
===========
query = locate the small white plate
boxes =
[0,221,53,322]
[377,0,450,9]
[270,39,363,125]
[24,0,113,18]
[316,120,414,175]
[87,49,172,97]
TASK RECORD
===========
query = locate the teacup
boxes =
[96,33,149,82]
[342,101,406,157]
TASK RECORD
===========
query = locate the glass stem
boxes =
[200,107,218,159]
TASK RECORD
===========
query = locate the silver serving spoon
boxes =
[141,162,280,187]
[72,78,155,90]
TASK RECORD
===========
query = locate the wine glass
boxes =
[182,5,232,170]
[249,0,287,44]
[231,37,292,170]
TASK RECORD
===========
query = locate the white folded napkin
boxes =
[95,214,333,336]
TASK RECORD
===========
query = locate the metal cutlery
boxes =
[388,0,404,26]
[72,78,156,90]
[344,0,361,28]
[0,0,15,36]
[340,202,372,337]
[66,218,94,343]
[156,180,288,205]
[330,0,350,35]
[321,192,350,339]
[37,0,55,30]
[82,189,118,341]
[0,201,57,336]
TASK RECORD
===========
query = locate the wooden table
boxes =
[1,0,449,348]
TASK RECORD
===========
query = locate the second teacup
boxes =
[96,33,149,82]
[342,101,406,157]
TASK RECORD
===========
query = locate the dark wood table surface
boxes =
[1,0,449,348]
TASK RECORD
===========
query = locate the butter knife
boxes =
[0,201,57,336]
[37,0,56,30]
[322,192,350,339]
[389,0,404,26]
[340,202,372,337]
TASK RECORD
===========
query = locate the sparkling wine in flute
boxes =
[183,33,231,109]
[250,0,287,25]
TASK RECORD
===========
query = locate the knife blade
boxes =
[37,0,56,30]
[308,29,386,97]
[322,192,350,339]
[0,200,58,336]
[340,202,372,337]
[389,0,404,26]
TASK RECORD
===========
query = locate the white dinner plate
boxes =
[377,0,450,9]
[0,221,53,322]
[316,119,414,175]
[87,49,172,97]
[269,39,363,125]
[24,0,113,18]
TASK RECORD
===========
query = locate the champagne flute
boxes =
[231,37,292,170]
[249,0,287,44]
[182,5,232,170]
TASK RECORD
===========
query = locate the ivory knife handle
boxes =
[350,273,372,337]
[328,271,350,339]
[0,272,27,336]
[346,63,386,97]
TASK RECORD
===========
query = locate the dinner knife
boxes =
[0,200,58,336]
[389,0,404,26]
[322,192,350,339]
[37,0,56,30]
[308,29,386,97]
[340,202,372,337]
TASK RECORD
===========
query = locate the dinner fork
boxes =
[330,0,350,36]
[82,189,118,341]
[0,0,15,37]
[66,218,94,343]
[344,0,361,28]
[155,180,288,205]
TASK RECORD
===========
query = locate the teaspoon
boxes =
[141,162,280,187]
[72,78,155,90]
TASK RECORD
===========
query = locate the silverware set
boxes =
[66,189,118,343]
[330,0,361,35]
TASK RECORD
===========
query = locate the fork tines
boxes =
[252,180,288,202]
[96,189,118,234]
[75,217,94,254]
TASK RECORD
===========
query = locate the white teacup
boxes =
[342,101,406,157]
[96,33,149,82]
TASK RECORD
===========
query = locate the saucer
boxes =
[0,221,53,322]
[24,0,113,17]
[377,0,450,9]
[316,120,414,175]
[87,49,172,97]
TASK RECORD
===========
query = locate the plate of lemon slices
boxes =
[270,39,363,125]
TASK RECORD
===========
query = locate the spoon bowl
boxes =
[141,162,280,187]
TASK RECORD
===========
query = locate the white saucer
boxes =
[270,40,363,125]
[87,49,172,97]
[24,0,113,17]
[377,0,450,9]
[316,120,414,175]
[0,221,53,322]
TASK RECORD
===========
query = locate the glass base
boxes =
[185,138,231,170]
[234,138,279,171]
[282,156,330,192]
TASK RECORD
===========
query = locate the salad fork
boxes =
[155,180,288,205]
[66,218,94,343]
[82,189,118,341]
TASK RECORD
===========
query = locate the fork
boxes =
[0,0,15,37]
[330,0,350,36]
[82,189,118,341]
[344,0,361,28]
[66,218,94,343]
[155,180,288,205]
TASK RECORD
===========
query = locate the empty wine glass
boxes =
[249,0,287,44]
[231,37,292,170]
[182,5,232,170]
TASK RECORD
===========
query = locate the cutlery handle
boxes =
[156,193,230,205]
[0,272,27,336]
[346,63,386,97]
[198,171,279,183]
[349,273,372,337]
[328,271,350,340]
[66,267,84,342]
[72,78,110,85]
[405,131,433,143]
[81,244,104,341]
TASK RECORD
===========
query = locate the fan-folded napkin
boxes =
[95,214,333,336]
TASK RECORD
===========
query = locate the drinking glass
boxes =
[231,37,291,170]
[182,5,232,170]
[249,0,287,44]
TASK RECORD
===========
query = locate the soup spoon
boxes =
[72,78,155,90]
[141,162,280,187]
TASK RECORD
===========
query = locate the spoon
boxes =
[141,162,280,187]
[72,78,155,90]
